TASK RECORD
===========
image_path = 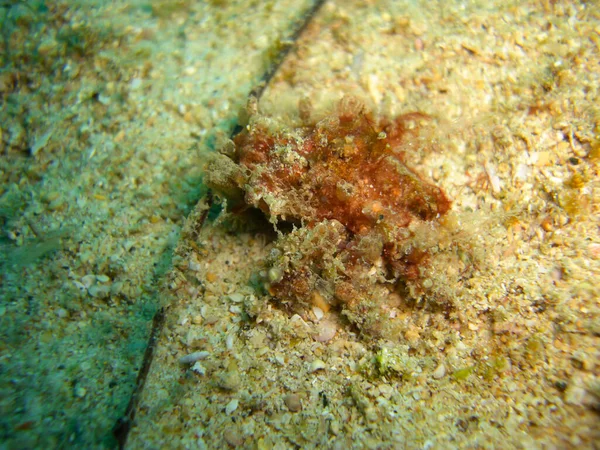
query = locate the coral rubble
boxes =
[207,97,452,334]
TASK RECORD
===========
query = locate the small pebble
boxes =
[432,363,446,379]
[88,284,110,298]
[309,359,326,373]
[74,386,86,398]
[30,129,53,156]
[226,333,235,350]
[228,293,244,303]
[267,267,283,283]
[225,398,239,415]
[179,351,210,365]
[312,306,324,321]
[130,78,142,90]
[81,274,96,289]
[189,258,202,272]
[191,362,206,376]
[313,320,337,343]
[284,393,302,412]
[218,370,241,391]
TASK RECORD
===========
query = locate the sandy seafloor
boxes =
[0,0,599,449]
